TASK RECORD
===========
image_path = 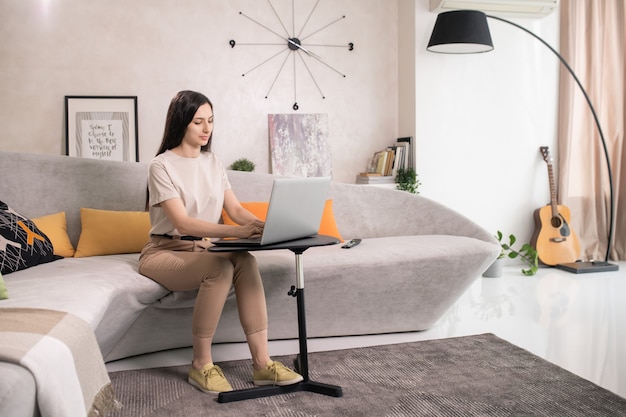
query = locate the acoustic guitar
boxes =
[531,146,581,266]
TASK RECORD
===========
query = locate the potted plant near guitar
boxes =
[530,146,581,267]
[483,231,538,277]
[483,146,578,278]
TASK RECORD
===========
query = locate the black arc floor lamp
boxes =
[427,9,618,273]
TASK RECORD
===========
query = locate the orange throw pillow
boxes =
[32,211,76,257]
[223,200,343,242]
[74,208,151,258]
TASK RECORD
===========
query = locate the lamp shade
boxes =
[427,10,494,54]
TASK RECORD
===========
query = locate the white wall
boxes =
[0,0,398,184]
[0,0,561,246]
[398,0,417,140]
[414,2,560,247]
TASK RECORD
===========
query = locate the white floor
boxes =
[106,261,626,399]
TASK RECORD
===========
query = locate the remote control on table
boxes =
[341,239,361,249]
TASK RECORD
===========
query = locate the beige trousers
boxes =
[138,237,268,338]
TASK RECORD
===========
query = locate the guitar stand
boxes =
[217,249,343,403]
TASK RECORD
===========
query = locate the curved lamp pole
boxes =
[427,10,617,273]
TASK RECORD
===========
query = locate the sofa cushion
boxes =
[32,212,76,257]
[0,201,59,274]
[222,200,343,241]
[74,208,151,258]
[0,254,169,357]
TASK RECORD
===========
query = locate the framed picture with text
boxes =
[65,96,138,162]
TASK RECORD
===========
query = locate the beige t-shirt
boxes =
[147,150,231,236]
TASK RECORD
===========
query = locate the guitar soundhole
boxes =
[552,215,571,237]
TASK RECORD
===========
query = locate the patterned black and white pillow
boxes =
[0,201,59,274]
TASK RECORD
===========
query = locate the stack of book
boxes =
[356,137,413,184]
[355,173,396,185]
[396,136,413,171]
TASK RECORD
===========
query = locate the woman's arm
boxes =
[160,195,263,239]
[222,189,262,226]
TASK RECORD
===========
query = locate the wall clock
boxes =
[229,0,354,111]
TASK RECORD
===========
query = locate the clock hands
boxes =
[288,37,346,78]
[229,1,353,110]
[286,38,322,60]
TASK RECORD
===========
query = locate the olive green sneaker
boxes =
[253,360,304,386]
[188,363,233,394]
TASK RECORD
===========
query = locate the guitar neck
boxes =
[547,162,559,217]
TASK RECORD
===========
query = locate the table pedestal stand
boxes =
[217,248,343,403]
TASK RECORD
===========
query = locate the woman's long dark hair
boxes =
[146,91,213,210]
[155,90,213,156]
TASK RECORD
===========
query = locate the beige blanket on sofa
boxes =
[0,308,118,417]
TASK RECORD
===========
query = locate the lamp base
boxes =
[556,261,619,274]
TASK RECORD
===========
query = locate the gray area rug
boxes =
[108,334,626,416]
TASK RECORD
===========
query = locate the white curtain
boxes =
[558,0,625,261]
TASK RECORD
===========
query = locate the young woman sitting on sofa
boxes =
[138,90,303,394]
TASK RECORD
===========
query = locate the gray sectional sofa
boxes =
[0,150,499,416]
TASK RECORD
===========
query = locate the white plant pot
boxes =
[482,258,504,278]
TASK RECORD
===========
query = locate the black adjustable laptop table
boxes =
[209,234,343,403]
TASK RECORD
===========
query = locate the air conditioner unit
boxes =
[429,0,558,18]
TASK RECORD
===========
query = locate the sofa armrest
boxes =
[0,363,38,417]
[329,183,495,245]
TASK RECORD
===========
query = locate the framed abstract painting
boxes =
[268,113,332,177]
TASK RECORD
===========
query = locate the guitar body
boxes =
[532,147,581,266]
[531,204,581,266]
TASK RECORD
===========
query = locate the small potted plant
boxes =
[230,158,255,172]
[483,231,538,277]
[396,167,421,194]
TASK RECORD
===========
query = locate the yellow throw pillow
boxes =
[222,200,343,242]
[32,212,76,257]
[74,208,151,258]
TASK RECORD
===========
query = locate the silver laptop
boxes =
[213,176,331,247]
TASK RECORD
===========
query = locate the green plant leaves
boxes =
[230,158,255,172]
[495,230,538,276]
[395,168,421,194]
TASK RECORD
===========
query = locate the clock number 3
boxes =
[229,0,353,110]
